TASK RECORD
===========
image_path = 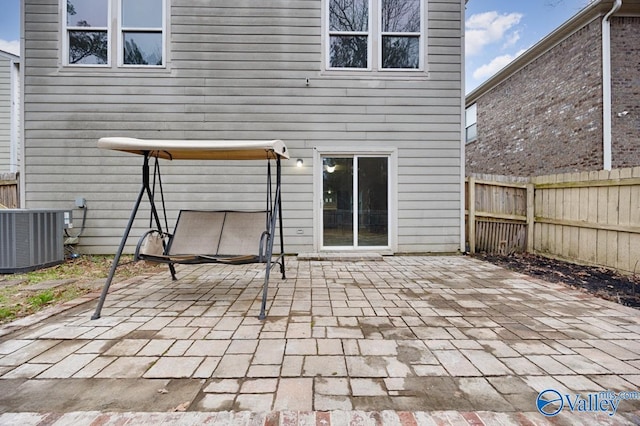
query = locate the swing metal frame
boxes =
[91,137,288,321]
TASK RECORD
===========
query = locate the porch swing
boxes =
[91,137,288,321]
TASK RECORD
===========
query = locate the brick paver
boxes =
[1,256,640,424]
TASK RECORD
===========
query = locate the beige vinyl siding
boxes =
[23,0,463,254]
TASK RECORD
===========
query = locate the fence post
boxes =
[526,182,534,253]
[468,177,476,253]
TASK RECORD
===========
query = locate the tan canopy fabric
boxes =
[98,137,289,160]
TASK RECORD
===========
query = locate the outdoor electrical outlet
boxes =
[75,197,86,208]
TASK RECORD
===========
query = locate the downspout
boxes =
[460,0,467,253]
[19,0,25,208]
[9,60,19,174]
[602,0,622,171]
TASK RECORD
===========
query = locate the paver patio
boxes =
[1,256,640,425]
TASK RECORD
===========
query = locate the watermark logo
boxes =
[536,389,640,417]
[537,389,564,416]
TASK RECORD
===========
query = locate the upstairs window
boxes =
[327,0,424,72]
[329,0,370,69]
[381,0,421,69]
[65,0,109,65]
[121,0,164,66]
[63,0,165,67]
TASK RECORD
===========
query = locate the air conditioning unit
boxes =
[0,209,68,273]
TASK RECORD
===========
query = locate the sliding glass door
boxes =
[322,155,389,249]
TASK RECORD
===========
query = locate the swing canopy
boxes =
[92,136,288,321]
[97,137,289,160]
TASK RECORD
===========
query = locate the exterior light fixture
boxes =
[296,159,304,167]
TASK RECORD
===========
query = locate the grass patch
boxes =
[0,307,15,321]
[27,290,55,308]
[0,255,164,325]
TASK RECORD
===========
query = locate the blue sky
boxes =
[0,0,20,56]
[465,0,595,92]
[1,0,594,91]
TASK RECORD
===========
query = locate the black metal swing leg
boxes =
[92,152,174,319]
[91,185,146,320]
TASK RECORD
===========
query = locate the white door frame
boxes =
[313,146,397,253]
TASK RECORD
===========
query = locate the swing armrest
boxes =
[135,229,172,261]
[258,230,270,262]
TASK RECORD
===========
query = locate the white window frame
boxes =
[465,103,477,143]
[325,0,426,73]
[313,147,398,253]
[378,0,424,71]
[118,0,166,68]
[326,0,373,71]
[63,0,111,67]
[62,0,167,69]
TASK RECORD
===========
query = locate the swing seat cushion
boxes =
[137,210,269,264]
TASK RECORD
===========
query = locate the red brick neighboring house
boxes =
[465,0,640,177]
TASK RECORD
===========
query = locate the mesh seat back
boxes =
[217,211,267,256]
[168,211,225,255]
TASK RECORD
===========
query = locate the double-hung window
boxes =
[65,0,110,65]
[328,0,371,69]
[121,0,164,66]
[465,103,477,143]
[327,0,424,72]
[64,0,166,67]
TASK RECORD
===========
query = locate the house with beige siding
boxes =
[466,0,640,177]
[21,0,465,255]
[0,49,20,174]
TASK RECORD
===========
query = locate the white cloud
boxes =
[0,39,20,56]
[465,11,523,56]
[472,49,527,80]
[502,31,521,50]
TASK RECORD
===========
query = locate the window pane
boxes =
[330,35,368,68]
[465,103,477,124]
[329,0,369,32]
[67,0,108,27]
[123,32,163,65]
[122,0,163,28]
[382,36,419,68]
[382,0,420,32]
[358,158,388,247]
[69,30,108,64]
[466,124,477,143]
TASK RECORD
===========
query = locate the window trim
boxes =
[325,0,426,74]
[63,0,111,67]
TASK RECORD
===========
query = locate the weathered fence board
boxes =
[0,172,19,208]
[466,166,640,275]
[465,174,528,254]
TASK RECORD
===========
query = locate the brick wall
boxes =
[611,17,640,169]
[467,19,604,176]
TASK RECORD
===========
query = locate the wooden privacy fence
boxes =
[0,172,19,208]
[465,167,640,275]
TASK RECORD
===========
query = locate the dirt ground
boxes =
[0,256,164,324]
[474,252,640,310]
